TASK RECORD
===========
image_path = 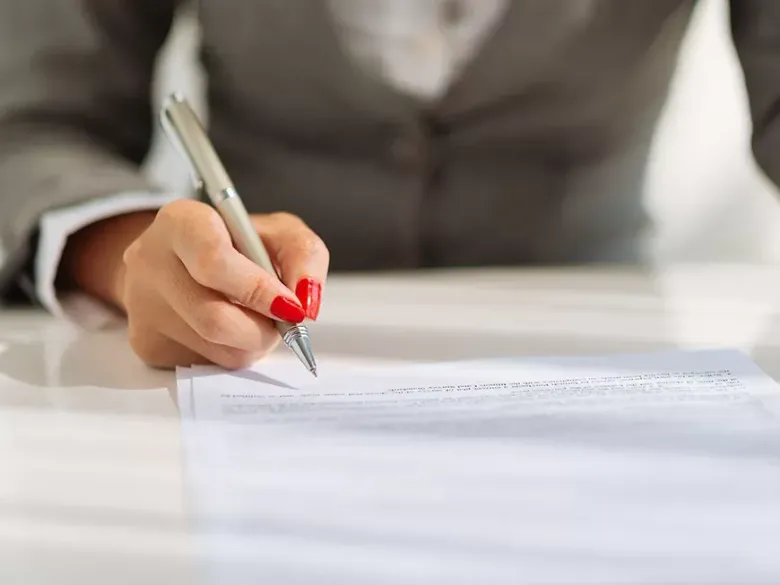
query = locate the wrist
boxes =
[59,210,157,312]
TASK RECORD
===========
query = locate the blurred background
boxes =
[143,0,780,265]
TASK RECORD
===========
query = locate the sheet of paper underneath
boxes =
[175,349,780,584]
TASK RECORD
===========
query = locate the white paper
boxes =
[175,350,780,584]
[179,349,780,437]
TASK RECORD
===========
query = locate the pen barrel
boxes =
[216,195,275,273]
[159,93,234,199]
[216,196,300,337]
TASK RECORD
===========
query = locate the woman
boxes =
[0,1,776,368]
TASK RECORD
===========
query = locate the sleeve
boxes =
[36,190,183,329]
[0,0,181,296]
[730,0,780,187]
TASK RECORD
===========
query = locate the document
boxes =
[175,350,780,584]
[178,349,780,438]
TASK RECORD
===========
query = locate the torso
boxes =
[195,1,697,269]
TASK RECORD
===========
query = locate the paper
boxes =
[178,349,780,438]
[175,350,780,584]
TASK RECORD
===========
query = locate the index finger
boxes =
[162,202,306,323]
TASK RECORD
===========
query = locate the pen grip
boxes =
[216,197,295,333]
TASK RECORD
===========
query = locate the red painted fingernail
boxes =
[295,277,322,320]
[270,296,306,323]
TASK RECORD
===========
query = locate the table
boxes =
[2,264,780,584]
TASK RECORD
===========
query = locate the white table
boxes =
[2,265,780,584]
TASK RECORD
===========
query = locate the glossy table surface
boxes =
[2,264,780,584]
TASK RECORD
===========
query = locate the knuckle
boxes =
[158,198,195,221]
[190,247,227,286]
[296,232,327,258]
[193,305,233,344]
[161,199,229,251]
[122,240,141,267]
[268,211,304,228]
[127,324,156,365]
[123,238,157,272]
[156,202,183,229]
[237,276,269,310]
[123,235,163,273]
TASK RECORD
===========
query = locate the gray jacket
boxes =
[0,1,777,295]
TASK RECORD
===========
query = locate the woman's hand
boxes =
[62,199,329,369]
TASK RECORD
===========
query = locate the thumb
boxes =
[251,212,330,320]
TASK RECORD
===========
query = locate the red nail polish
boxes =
[295,278,322,320]
[270,296,306,323]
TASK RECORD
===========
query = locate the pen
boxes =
[159,92,317,376]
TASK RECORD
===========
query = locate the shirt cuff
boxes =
[35,191,183,329]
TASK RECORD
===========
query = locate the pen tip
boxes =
[285,326,317,378]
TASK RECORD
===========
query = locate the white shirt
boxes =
[31,0,508,323]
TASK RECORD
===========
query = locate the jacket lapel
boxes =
[274,0,419,124]
[264,1,603,123]
[438,1,599,119]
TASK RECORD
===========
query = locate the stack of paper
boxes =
[175,349,780,584]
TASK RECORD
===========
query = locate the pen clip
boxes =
[159,94,202,195]
[159,92,234,204]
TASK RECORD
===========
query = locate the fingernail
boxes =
[270,296,306,323]
[295,277,322,320]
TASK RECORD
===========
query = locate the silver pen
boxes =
[159,92,317,376]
